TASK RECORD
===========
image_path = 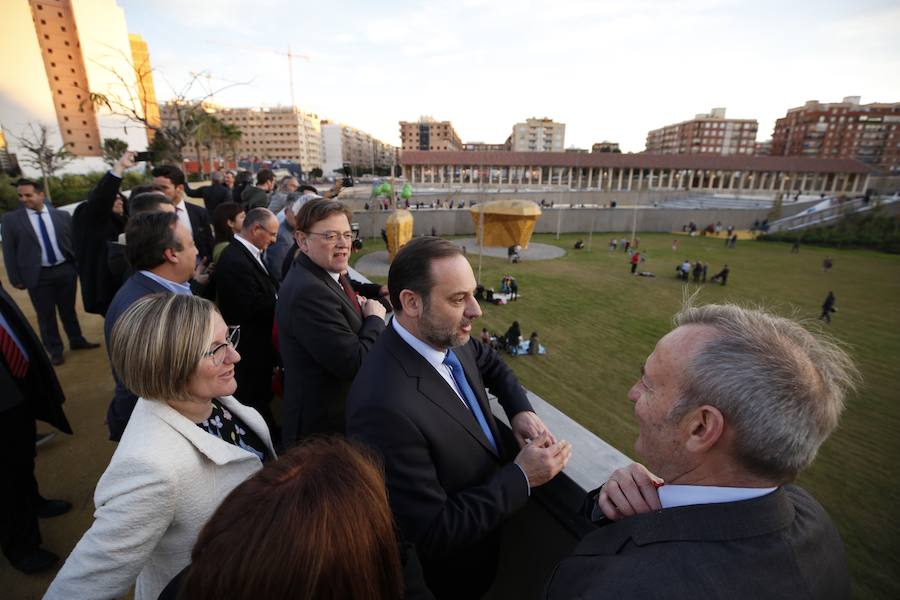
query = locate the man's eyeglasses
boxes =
[203,326,240,366]
[306,230,354,243]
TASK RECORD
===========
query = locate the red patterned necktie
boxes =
[338,273,362,316]
[0,321,29,378]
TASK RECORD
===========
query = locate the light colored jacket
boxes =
[44,396,275,600]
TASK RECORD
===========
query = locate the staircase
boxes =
[767,194,900,233]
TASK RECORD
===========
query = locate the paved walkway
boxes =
[355,240,566,277]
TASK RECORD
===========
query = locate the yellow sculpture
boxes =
[385,209,414,260]
[470,200,542,249]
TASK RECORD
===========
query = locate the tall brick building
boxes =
[770,97,899,173]
[645,108,758,156]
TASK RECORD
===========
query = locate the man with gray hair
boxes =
[215,208,281,441]
[546,303,858,600]
[267,175,299,215]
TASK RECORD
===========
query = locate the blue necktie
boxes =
[36,211,59,265]
[443,349,497,453]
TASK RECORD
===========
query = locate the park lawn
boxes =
[355,231,900,600]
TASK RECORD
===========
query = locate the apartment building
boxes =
[645,108,758,156]
[128,33,160,143]
[591,141,620,153]
[215,106,322,170]
[770,96,900,172]
[509,117,565,152]
[399,117,462,151]
[321,120,396,175]
[0,0,153,173]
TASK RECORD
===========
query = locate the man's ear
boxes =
[163,246,178,264]
[398,289,421,317]
[295,230,308,251]
[684,405,725,454]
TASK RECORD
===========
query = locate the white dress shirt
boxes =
[172,197,194,240]
[26,207,64,266]
[233,234,268,273]
[392,317,467,408]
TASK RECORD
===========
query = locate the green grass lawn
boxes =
[355,231,900,599]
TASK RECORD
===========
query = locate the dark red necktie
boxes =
[338,273,362,317]
[0,321,29,378]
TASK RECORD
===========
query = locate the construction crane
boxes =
[204,41,311,109]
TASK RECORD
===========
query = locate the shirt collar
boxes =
[392,317,448,372]
[139,270,193,295]
[234,233,261,260]
[658,484,777,509]
[26,206,48,215]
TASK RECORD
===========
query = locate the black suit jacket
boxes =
[545,485,850,600]
[103,272,172,440]
[346,325,533,599]
[73,171,126,315]
[215,239,279,382]
[181,201,214,264]
[0,283,71,433]
[185,182,231,215]
[275,252,385,441]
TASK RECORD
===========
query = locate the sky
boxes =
[119,0,900,153]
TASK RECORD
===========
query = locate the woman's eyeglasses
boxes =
[203,326,240,366]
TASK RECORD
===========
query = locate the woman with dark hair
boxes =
[211,202,245,263]
[163,437,432,600]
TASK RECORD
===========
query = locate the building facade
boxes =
[462,141,509,152]
[128,33,160,144]
[509,117,565,152]
[321,121,396,175]
[399,117,461,151]
[400,151,871,195]
[214,105,322,171]
[770,97,900,173]
[592,141,620,153]
[645,108,758,156]
[0,0,151,173]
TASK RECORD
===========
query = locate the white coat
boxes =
[44,396,275,600]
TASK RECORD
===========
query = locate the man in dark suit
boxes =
[215,208,280,440]
[2,179,99,365]
[103,212,197,440]
[72,152,134,316]
[0,282,73,574]
[545,304,856,599]
[186,170,232,216]
[151,165,215,264]
[276,199,388,442]
[346,237,572,599]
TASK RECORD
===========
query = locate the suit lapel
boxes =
[385,327,500,458]
[231,239,279,291]
[297,253,360,320]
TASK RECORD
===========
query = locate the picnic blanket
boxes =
[509,341,546,356]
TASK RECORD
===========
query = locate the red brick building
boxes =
[770,97,900,173]
[645,108,758,156]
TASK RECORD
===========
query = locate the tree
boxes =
[102,137,129,167]
[86,52,248,164]
[13,124,74,202]
[309,167,323,179]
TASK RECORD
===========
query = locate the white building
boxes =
[321,121,396,176]
[509,117,566,152]
[0,0,151,175]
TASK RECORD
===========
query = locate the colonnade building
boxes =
[400,151,872,195]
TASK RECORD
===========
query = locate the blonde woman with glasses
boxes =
[46,294,275,600]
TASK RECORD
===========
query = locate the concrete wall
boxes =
[352,202,811,239]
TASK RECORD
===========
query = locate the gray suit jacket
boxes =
[545,485,850,600]
[2,206,75,289]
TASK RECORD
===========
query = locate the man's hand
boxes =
[511,410,557,449]
[112,151,136,177]
[513,431,572,488]
[598,462,664,520]
[360,295,387,320]
[192,258,211,286]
